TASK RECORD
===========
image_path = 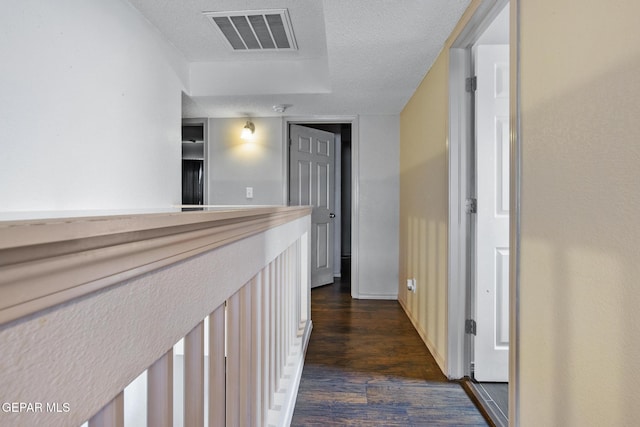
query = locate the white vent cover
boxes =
[203,9,297,51]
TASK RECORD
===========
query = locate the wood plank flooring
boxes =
[291,278,487,426]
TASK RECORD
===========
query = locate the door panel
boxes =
[496,117,510,215]
[298,135,312,153]
[289,124,335,287]
[317,163,330,208]
[296,161,312,205]
[474,44,510,382]
[316,223,329,268]
[496,247,510,347]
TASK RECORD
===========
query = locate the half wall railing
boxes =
[0,206,312,427]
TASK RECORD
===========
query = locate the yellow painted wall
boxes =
[398,1,481,372]
[399,53,449,369]
[519,0,640,424]
[401,4,640,422]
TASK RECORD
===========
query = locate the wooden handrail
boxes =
[0,206,310,325]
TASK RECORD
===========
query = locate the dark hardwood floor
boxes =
[291,277,487,426]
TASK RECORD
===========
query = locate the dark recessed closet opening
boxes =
[181,119,207,205]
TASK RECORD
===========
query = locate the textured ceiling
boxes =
[127,0,471,118]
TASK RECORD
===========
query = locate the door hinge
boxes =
[465,198,477,214]
[465,319,477,335]
[465,76,477,93]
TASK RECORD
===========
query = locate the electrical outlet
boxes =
[246,187,253,199]
[407,278,416,293]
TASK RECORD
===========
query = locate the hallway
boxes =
[291,278,487,426]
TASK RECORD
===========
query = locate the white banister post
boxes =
[262,264,272,420]
[296,239,302,330]
[269,260,277,406]
[89,392,124,427]
[284,252,289,367]
[226,291,241,426]
[208,304,225,427]
[239,283,252,426]
[296,236,306,327]
[286,246,292,343]
[301,231,311,325]
[251,274,263,426]
[275,255,282,391]
[184,321,204,427]
[284,249,290,359]
[280,254,286,384]
[292,244,297,336]
[147,349,173,427]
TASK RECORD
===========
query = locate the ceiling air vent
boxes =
[204,9,298,51]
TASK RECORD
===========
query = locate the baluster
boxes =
[269,259,277,405]
[148,349,173,427]
[251,274,262,426]
[279,254,285,381]
[184,321,204,426]
[89,391,124,427]
[226,291,241,426]
[208,304,225,427]
[290,245,295,342]
[262,263,272,419]
[290,247,295,344]
[239,283,252,426]
[294,239,303,334]
[284,248,290,359]
[275,254,282,390]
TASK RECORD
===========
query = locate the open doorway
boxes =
[469,34,510,426]
[181,92,209,207]
[447,1,515,426]
[472,1,510,380]
[286,121,353,291]
[181,118,208,206]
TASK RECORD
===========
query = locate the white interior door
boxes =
[474,44,510,382]
[289,124,335,288]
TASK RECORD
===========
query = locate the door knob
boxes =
[329,213,336,218]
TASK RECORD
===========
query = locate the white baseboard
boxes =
[354,292,398,300]
[398,298,446,374]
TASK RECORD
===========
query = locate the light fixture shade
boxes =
[241,121,255,140]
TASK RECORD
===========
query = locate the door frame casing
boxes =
[447,46,473,380]
[447,0,520,422]
[448,0,508,380]
[283,116,360,299]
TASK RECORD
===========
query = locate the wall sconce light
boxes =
[241,120,255,140]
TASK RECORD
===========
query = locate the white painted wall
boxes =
[0,0,188,213]
[357,115,400,299]
[207,115,400,298]
[208,117,285,205]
